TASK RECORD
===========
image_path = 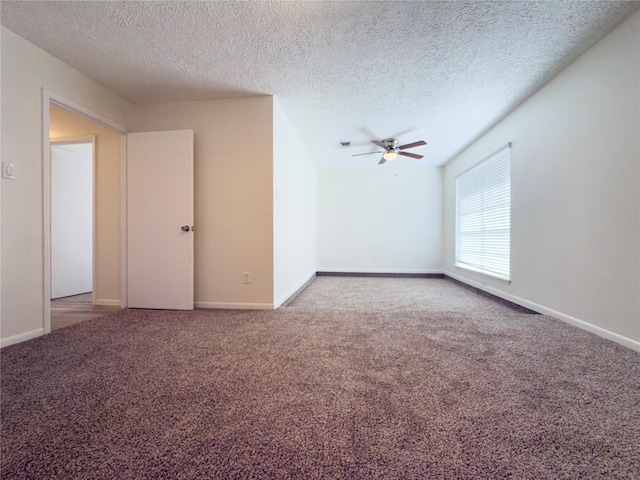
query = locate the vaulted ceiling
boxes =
[2,1,638,168]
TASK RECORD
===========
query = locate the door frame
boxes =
[42,89,128,334]
[50,137,96,302]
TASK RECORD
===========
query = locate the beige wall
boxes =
[1,26,131,345]
[443,12,640,346]
[49,105,123,305]
[128,97,275,308]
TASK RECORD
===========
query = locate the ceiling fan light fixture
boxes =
[352,137,426,164]
[383,151,398,161]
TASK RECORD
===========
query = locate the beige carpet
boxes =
[2,277,638,479]
[287,276,532,313]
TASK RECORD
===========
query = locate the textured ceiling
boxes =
[2,1,638,169]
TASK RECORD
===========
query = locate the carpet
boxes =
[287,276,535,314]
[1,278,639,479]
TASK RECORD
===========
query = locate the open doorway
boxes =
[44,94,127,332]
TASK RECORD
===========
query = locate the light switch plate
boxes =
[2,161,17,180]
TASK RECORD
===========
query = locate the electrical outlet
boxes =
[243,272,251,284]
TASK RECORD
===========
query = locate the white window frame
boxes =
[455,143,511,282]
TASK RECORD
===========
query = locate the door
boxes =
[50,141,94,299]
[127,130,194,310]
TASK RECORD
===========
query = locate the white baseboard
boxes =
[94,299,121,307]
[1,328,44,348]
[318,268,444,275]
[444,270,640,352]
[274,271,316,308]
[539,305,640,352]
[195,302,274,310]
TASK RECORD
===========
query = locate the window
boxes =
[455,143,511,281]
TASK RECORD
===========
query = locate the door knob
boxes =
[181,225,191,232]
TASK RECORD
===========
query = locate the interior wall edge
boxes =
[274,270,316,308]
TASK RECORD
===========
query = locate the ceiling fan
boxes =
[352,138,427,164]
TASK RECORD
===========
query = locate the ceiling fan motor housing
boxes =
[383,138,399,152]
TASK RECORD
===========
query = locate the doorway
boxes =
[43,91,128,333]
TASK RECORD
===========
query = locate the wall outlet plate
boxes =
[2,161,17,180]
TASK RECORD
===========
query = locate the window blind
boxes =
[455,143,511,281]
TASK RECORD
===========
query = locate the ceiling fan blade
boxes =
[378,157,387,165]
[371,140,386,148]
[398,140,426,150]
[352,151,384,157]
[398,151,423,159]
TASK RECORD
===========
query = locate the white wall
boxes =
[51,143,93,298]
[128,97,275,308]
[49,105,123,305]
[273,98,318,306]
[443,11,640,346]
[1,26,131,345]
[318,165,443,273]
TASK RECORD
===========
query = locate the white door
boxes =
[127,130,194,310]
[51,142,93,299]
